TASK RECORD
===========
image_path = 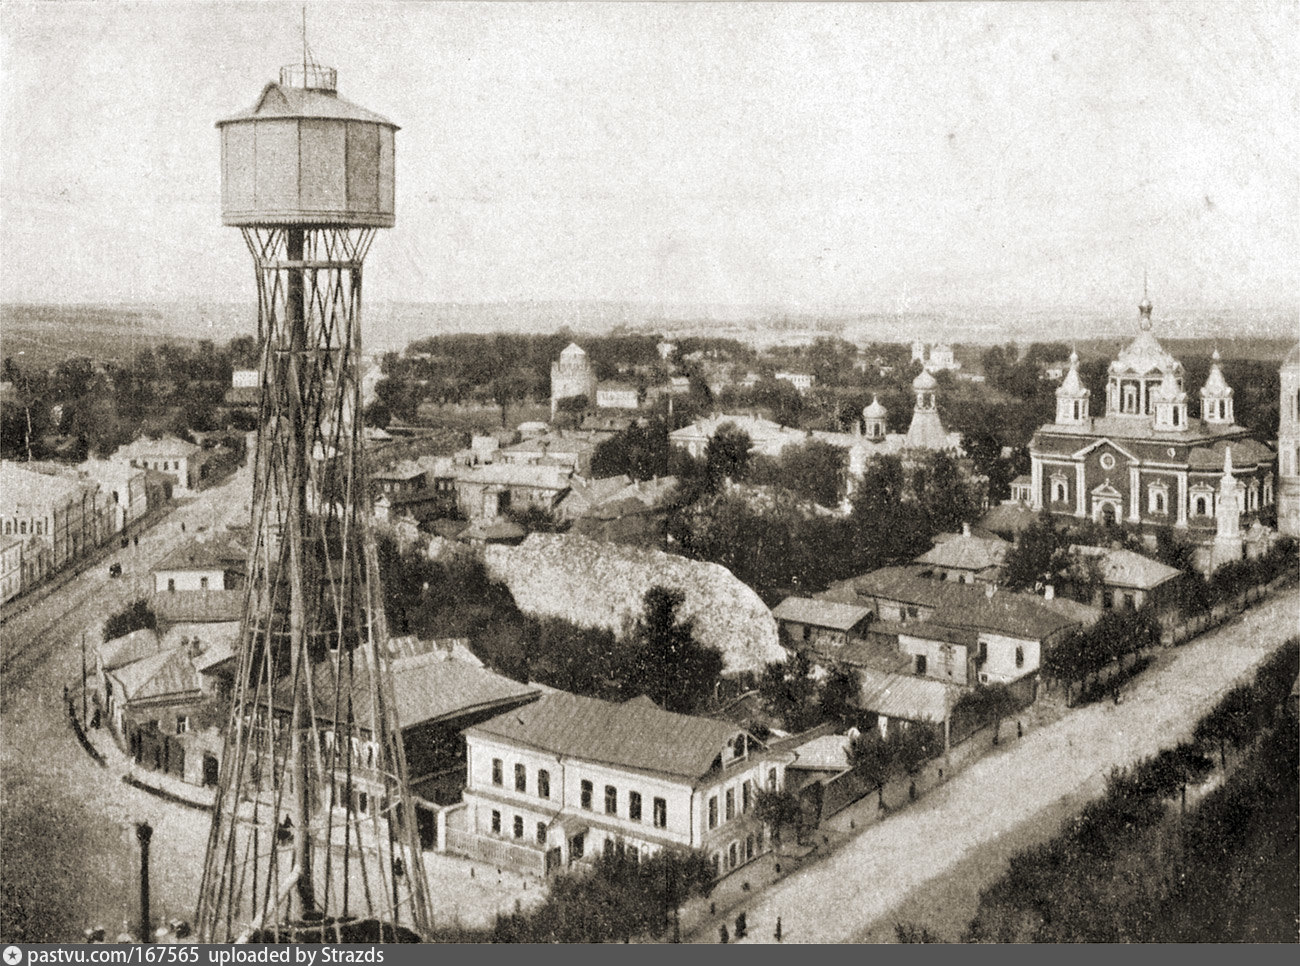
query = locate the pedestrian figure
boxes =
[909,780,917,801]
[735,912,747,939]
[181,522,185,532]
[719,925,728,944]
[133,536,139,546]
[1017,720,1023,739]
[775,917,782,942]
[709,901,716,916]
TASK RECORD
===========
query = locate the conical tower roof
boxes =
[1153,367,1187,403]
[1201,349,1233,398]
[1056,351,1089,397]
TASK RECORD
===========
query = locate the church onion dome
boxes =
[1055,351,1089,397]
[863,395,888,419]
[912,369,938,391]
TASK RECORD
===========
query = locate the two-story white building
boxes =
[455,691,793,878]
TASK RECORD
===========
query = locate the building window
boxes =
[1015,646,1024,668]
[35,522,43,535]
[605,785,617,815]
[915,654,927,676]
[711,854,720,879]
[767,768,777,792]
[1122,593,1136,611]
[746,835,755,861]
[176,715,189,734]
[537,769,550,799]
[167,578,176,592]
[708,796,718,830]
[357,791,368,815]
[742,781,752,812]
[629,791,642,822]
[1193,494,1210,517]
[1099,453,1116,470]
[581,780,593,810]
[1149,487,1167,515]
[492,758,503,786]
[536,822,547,846]
[200,576,209,590]
[515,763,526,793]
[19,523,25,535]
[1051,478,1068,503]
[1102,590,1114,609]
[491,810,501,834]
[653,797,667,829]
[728,842,738,869]
[802,625,811,641]
[513,815,524,840]
[725,788,735,821]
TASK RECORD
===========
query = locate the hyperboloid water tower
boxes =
[195,50,432,941]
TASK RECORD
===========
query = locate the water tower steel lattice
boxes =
[196,62,432,941]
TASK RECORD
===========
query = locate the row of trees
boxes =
[1040,609,1162,706]
[848,721,945,806]
[756,652,861,734]
[965,638,1299,942]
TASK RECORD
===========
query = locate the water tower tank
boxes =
[217,65,397,228]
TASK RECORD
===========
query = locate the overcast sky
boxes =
[2,1,1296,321]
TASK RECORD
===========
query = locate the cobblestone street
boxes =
[690,588,1299,943]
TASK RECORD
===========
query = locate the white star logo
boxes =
[3,946,23,965]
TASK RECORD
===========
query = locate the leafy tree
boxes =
[704,422,752,489]
[895,922,943,943]
[892,721,942,798]
[505,504,569,534]
[918,450,980,535]
[848,729,895,809]
[753,787,803,845]
[758,651,819,732]
[102,598,157,643]
[1000,511,1062,591]
[819,664,861,726]
[628,586,724,714]
[954,682,1020,744]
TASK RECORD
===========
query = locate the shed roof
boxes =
[914,532,1010,572]
[772,597,874,631]
[99,628,165,671]
[466,691,747,783]
[112,647,202,703]
[856,667,964,723]
[153,536,246,574]
[1067,545,1183,591]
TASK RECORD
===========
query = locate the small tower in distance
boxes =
[550,342,596,417]
[1278,344,1300,538]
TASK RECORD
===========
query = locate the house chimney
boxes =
[985,582,996,599]
[962,522,971,538]
[1043,584,1055,601]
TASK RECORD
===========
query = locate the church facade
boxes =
[1028,297,1275,556]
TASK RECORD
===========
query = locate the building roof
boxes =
[789,734,852,773]
[825,634,914,674]
[112,647,202,704]
[772,596,874,631]
[1068,545,1183,591]
[0,461,89,508]
[115,436,201,460]
[559,342,587,358]
[466,691,747,782]
[914,531,1010,572]
[218,81,396,127]
[979,502,1040,538]
[455,463,572,491]
[597,381,638,393]
[373,461,428,481]
[153,535,247,574]
[461,518,527,542]
[856,666,964,723]
[849,566,1084,641]
[160,622,240,674]
[98,628,165,671]
[279,651,539,732]
[385,636,482,666]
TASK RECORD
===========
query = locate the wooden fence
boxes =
[444,827,547,877]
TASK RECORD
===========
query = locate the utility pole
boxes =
[136,822,153,943]
[80,632,89,724]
